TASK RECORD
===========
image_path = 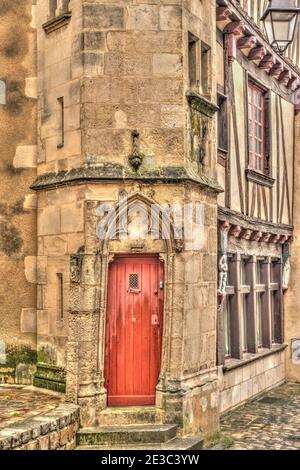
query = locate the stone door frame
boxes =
[66,194,181,426]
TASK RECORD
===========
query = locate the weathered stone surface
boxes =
[13,145,37,169]
[0,386,79,451]
[127,5,159,31]
[159,5,182,31]
[83,5,124,30]
[20,309,37,334]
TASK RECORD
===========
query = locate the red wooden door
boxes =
[105,256,164,406]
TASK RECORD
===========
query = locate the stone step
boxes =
[76,424,178,446]
[97,406,164,426]
[76,436,204,451]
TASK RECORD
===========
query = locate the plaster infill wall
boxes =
[218,348,286,413]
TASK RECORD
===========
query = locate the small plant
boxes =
[204,430,234,450]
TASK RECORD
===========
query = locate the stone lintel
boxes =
[42,11,72,34]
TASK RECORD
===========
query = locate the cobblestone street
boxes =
[221,383,300,450]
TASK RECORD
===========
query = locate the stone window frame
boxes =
[43,0,72,34]
[187,33,212,100]
[224,254,282,362]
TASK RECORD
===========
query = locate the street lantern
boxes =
[261,0,300,54]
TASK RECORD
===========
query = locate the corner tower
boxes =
[33,0,221,434]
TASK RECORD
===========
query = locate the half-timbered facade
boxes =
[216,0,300,412]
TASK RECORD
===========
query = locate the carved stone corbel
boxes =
[229,225,242,238]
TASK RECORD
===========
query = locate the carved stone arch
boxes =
[98,192,179,256]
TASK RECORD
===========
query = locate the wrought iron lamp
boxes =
[261,0,300,54]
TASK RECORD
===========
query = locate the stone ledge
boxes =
[223,344,287,373]
[42,12,72,34]
[246,169,275,188]
[30,165,224,194]
[0,403,79,450]
[186,91,219,117]
[34,363,66,394]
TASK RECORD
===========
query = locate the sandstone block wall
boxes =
[218,348,286,413]
[0,0,37,383]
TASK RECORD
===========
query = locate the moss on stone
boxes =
[34,363,66,393]
[37,345,57,365]
[203,429,234,450]
[0,221,23,255]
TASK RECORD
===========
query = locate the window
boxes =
[248,82,266,173]
[188,34,211,97]
[224,297,231,358]
[49,0,70,18]
[57,273,64,321]
[57,97,64,148]
[240,295,248,353]
[0,80,6,105]
[217,93,228,153]
[49,0,58,17]
[270,260,281,344]
[201,42,211,97]
[222,255,283,362]
[188,33,199,90]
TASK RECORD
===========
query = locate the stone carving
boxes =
[128,130,144,171]
[218,222,229,300]
[218,254,228,297]
[283,257,291,291]
[292,339,300,365]
[70,254,83,283]
[174,238,184,253]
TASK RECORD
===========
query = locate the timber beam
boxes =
[216,0,300,92]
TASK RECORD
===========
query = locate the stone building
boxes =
[1,0,300,444]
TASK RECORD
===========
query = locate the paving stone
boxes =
[0,386,62,430]
[220,383,300,450]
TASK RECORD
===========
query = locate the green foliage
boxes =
[204,430,234,450]
[4,344,37,367]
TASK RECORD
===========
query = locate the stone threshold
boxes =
[223,344,287,373]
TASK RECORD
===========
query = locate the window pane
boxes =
[248,83,265,173]
[241,296,248,353]
[224,297,231,358]
[271,261,279,283]
[271,292,275,344]
[256,260,263,284]
[256,293,263,347]
[240,260,247,285]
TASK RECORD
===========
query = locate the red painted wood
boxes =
[105,256,164,406]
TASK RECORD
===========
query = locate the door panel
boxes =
[105,256,164,406]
